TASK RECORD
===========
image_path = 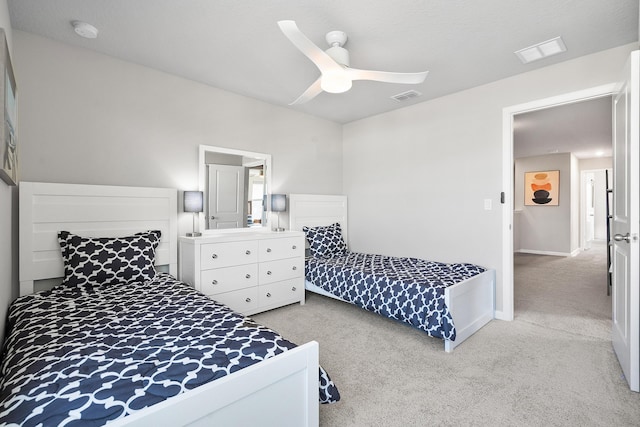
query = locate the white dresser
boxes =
[179,231,305,315]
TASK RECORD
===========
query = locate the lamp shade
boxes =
[271,194,287,213]
[184,191,203,213]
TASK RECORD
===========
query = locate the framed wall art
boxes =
[524,170,559,206]
[0,28,17,186]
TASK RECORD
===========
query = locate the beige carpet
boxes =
[253,244,640,426]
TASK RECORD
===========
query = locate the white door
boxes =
[207,164,246,229]
[611,51,639,392]
[584,173,595,249]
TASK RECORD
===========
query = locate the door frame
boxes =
[581,170,595,251]
[500,83,616,321]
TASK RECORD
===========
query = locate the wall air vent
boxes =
[391,90,422,102]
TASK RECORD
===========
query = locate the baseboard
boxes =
[494,310,512,321]
[515,249,572,257]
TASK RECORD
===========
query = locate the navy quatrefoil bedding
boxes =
[0,273,340,426]
[305,252,486,341]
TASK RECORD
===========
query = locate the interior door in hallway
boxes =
[207,164,246,229]
[611,50,639,392]
[585,172,595,249]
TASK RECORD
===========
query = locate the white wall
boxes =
[343,43,637,314]
[0,0,13,346]
[570,154,581,253]
[13,31,343,238]
[580,157,613,241]
[592,169,610,241]
[580,157,613,171]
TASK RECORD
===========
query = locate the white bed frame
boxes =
[288,193,495,352]
[17,182,320,426]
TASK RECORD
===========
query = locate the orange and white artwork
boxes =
[524,170,559,206]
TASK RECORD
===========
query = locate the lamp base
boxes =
[273,227,285,232]
[186,232,202,237]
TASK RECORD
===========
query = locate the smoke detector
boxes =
[72,21,99,39]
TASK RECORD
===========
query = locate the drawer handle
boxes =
[245,297,252,303]
[292,286,297,292]
[266,248,272,253]
[292,245,297,249]
[246,250,251,255]
[211,254,218,259]
[267,271,272,275]
[245,274,251,279]
[266,293,272,298]
[292,266,297,271]
[211,280,218,285]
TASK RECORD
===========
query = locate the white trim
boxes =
[109,341,319,427]
[198,144,272,234]
[494,310,508,321]
[516,249,577,257]
[288,194,349,245]
[19,182,178,295]
[501,83,616,322]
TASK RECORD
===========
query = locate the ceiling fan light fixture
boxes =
[278,20,428,103]
[320,72,352,93]
[325,45,350,66]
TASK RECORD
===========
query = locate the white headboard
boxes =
[19,182,178,296]
[288,194,348,241]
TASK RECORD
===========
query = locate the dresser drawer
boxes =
[259,257,304,284]
[258,279,304,308]
[258,237,304,262]
[200,264,259,295]
[200,241,259,269]
[210,287,259,314]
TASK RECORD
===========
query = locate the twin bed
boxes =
[0,183,495,425]
[2,182,338,426]
[288,194,495,353]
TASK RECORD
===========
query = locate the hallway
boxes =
[514,241,610,340]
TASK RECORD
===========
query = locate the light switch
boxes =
[484,199,492,210]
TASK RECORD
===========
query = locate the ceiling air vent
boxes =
[391,90,422,102]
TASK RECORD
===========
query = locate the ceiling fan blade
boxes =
[278,20,343,74]
[348,68,428,85]
[289,77,323,105]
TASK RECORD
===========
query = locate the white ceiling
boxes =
[7,0,639,125]
[514,96,613,160]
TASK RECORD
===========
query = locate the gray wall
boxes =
[13,31,343,239]
[515,154,574,255]
[343,43,637,315]
[2,30,342,339]
[0,0,13,346]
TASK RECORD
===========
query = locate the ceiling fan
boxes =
[278,20,429,105]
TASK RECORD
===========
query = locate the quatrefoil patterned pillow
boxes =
[303,222,348,259]
[58,230,161,288]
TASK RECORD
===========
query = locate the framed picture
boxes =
[0,28,17,186]
[524,170,559,206]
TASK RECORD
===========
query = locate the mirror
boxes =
[198,145,272,232]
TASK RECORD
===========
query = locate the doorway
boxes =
[510,97,613,333]
[581,169,612,251]
[500,84,616,321]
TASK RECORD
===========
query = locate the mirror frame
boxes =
[198,144,272,234]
